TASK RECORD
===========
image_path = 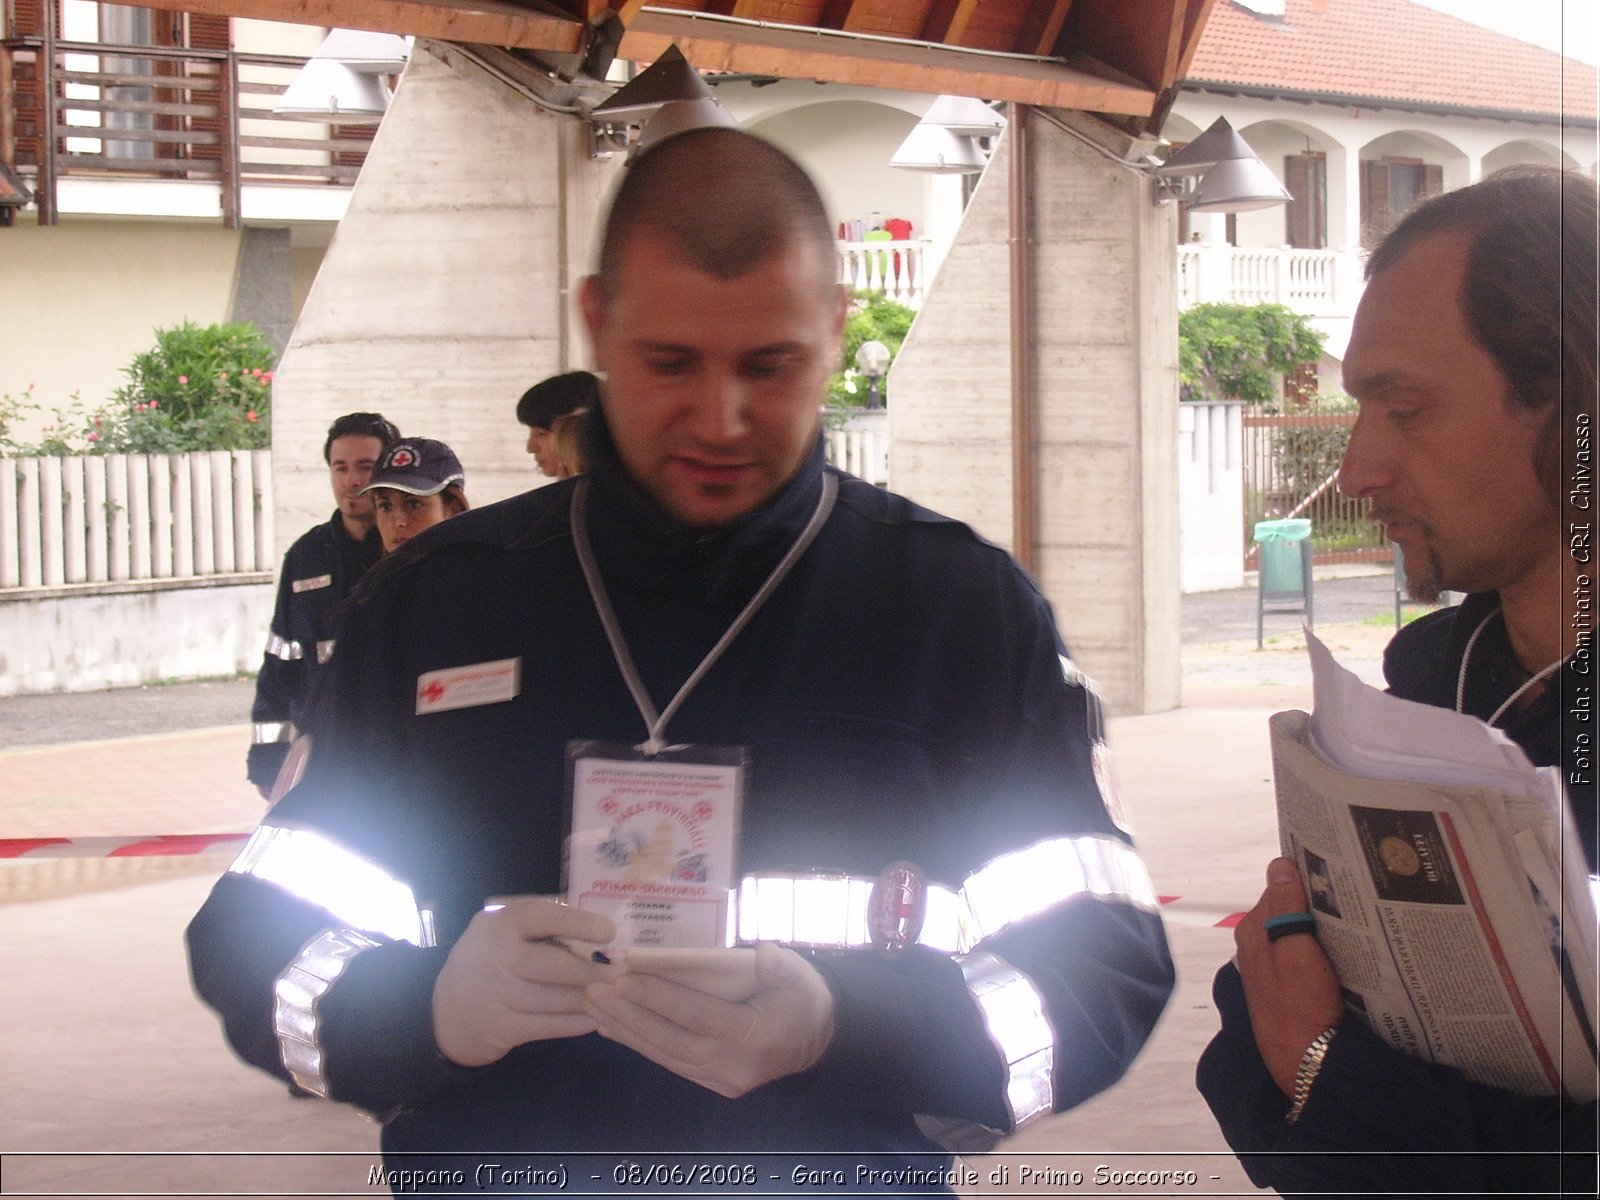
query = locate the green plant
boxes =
[1,323,275,457]
[0,386,96,456]
[1179,302,1326,406]
[1269,392,1358,499]
[825,291,916,412]
[96,321,274,452]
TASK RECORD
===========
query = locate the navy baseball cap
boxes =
[361,438,465,497]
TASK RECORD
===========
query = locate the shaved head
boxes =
[595,127,839,304]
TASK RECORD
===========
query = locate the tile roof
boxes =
[1186,0,1596,121]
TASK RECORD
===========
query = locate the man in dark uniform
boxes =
[191,130,1172,1192]
[245,411,399,795]
[1198,168,1599,1194]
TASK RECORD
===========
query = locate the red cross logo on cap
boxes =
[418,680,446,705]
[389,446,417,468]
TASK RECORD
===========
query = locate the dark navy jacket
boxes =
[247,512,381,788]
[1198,591,1598,1195]
[191,426,1173,1189]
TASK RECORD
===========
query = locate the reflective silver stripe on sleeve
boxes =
[251,721,297,746]
[960,949,1055,1129]
[228,824,422,945]
[736,873,969,953]
[735,835,1154,954]
[960,834,1158,944]
[273,927,381,1097]
[266,634,304,662]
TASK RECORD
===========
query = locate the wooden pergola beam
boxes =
[134,0,586,55]
[620,9,1155,114]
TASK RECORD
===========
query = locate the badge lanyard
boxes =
[570,472,838,757]
[1455,606,1565,727]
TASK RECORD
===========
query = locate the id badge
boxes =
[564,740,746,949]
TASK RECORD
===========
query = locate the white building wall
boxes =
[1178,402,1246,592]
[0,581,272,695]
[270,42,619,548]
[892,114,1181,716]
[0,221,245,422]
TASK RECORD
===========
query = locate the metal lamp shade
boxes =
[920,95,1006,138]
[1188,156,1292,212]
[274,60,389,123]
[889,124,987,174]
[632,98,741,157]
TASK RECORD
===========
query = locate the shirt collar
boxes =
[580,405,828,601]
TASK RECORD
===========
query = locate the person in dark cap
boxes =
[516,370,600,477]
[362,437,470,554]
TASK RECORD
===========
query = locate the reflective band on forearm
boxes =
[228,824,423,945]
[251,721,297,745]
[273,927,381,1097]
[737,835,1155,953]
[265,634,303,661]
[960,950,1055,1129]
[961,834,1158,942]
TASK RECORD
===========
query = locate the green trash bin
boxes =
[1253,518,1313,646]
[1253,518,1312,594]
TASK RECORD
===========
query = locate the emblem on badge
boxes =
[868,861,927,951]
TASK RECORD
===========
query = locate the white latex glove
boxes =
[432,897,618,1068]
[585,941,836,1098]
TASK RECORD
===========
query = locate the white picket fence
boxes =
[0,450,275,591]
[0,436,887,595]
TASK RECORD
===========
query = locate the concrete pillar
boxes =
[890,112,1181,717]
[270,42,619,549]
[231,227,294,357]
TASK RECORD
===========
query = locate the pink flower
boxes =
[262,371,274,383]
[219,372,229,382]
[178,375,188,385]
[86,431,100,443]
[250,368,262,378]
[245,410,258,423]
[148,399,157,410]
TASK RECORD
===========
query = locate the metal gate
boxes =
[1242,402,1389,567]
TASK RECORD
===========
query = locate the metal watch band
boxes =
[1286,1025,1338,1123]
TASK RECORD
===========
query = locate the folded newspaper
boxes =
[1268,631,1597,1102]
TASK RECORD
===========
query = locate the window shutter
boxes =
[1360,159,1390,249]
[7,0,48,38]
[188,13,231,50]
[7,0,52,172]
[1423,163,1443,199]
[1285,153,1327,250]
[184,14,231,167]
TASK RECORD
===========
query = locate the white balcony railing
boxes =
[838,239,928,307]
[1178,244,1351,317]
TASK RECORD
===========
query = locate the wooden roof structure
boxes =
[131,0,1217,129]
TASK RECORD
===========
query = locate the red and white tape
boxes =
[0,833,249,859]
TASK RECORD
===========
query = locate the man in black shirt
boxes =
[1198,167,1598,1195]
[246,411,398,795]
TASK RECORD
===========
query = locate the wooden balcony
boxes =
[1,34,373,227]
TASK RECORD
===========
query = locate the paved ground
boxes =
[0,571,1405,750]
[0,572,1424,1199]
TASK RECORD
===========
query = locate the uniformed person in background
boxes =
[516,369,600,477]
[191,129,1173,1193]
[245,411,398,796]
